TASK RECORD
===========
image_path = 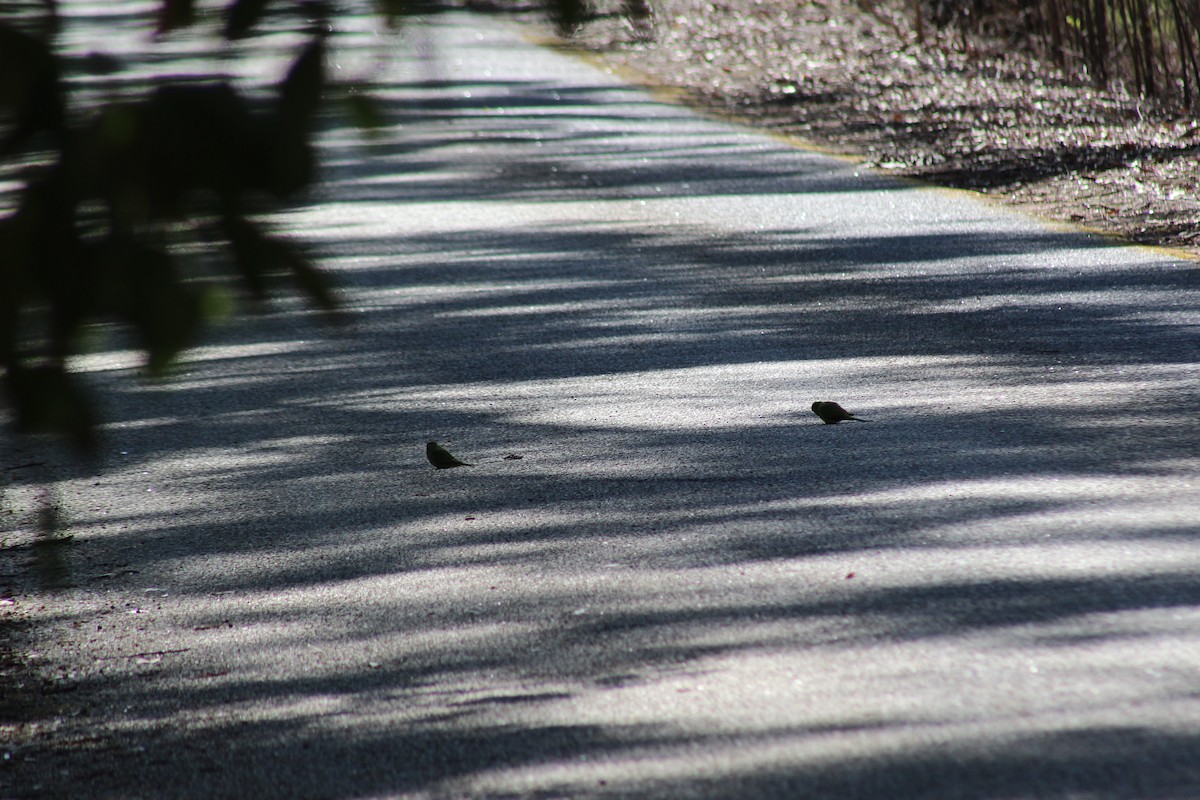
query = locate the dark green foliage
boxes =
[96,236,203,375]
[5,363,95,451]
[155,0,195,35]
[270,38,326,196]
[341,88,387,133]
[222,0,271,39]
[0,2,330,455]
[0,0,608,454]
[0,24,64,156]
[222,214,337,312]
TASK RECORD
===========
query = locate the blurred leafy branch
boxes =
[0,0,590,455]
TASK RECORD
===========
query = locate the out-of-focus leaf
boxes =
[0,214,32,364]
[155,0,196,35]
[278,38,324,129]
[222,0,271,39]
[266,38,324,196]
[88,83,262,222]
[144,83,260,206]
[222,215,270,299]
[19,166,92,362]
[99,239,202,374]
[0,23,65,155]
[4,363,97,453]
[222,215,337,312]
[263,136,314,199]
[288,251,338,313]
[198,284,237,323]
[78,51,122,76]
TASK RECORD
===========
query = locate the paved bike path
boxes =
[5,11,1200,799]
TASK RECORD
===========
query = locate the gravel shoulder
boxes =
[559,0,1200,258]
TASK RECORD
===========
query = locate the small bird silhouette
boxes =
[811,401,869,424]
[426,441,473,469]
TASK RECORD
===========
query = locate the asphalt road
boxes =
[5,10,1200,800]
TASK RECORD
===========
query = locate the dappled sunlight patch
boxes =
[427,568,1200,796]
[67,348,151,374]
[96,432,358,491]
[525,634,1188,732]
[352,278,632,309]
[337,356,965,430]
[326,353,1197,434]
[438,297,635,319]
[68,341,319,376]
[834,474,1176,507]
[1022,603,1200,648]
[162,536,1200,677]
[1129,456,1200,473]
[456,673,1200,798]
[916,496,1200,543]
[914,288,1200,315]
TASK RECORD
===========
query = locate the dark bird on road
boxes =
[426,441,474,469]
[811,401,869,424]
